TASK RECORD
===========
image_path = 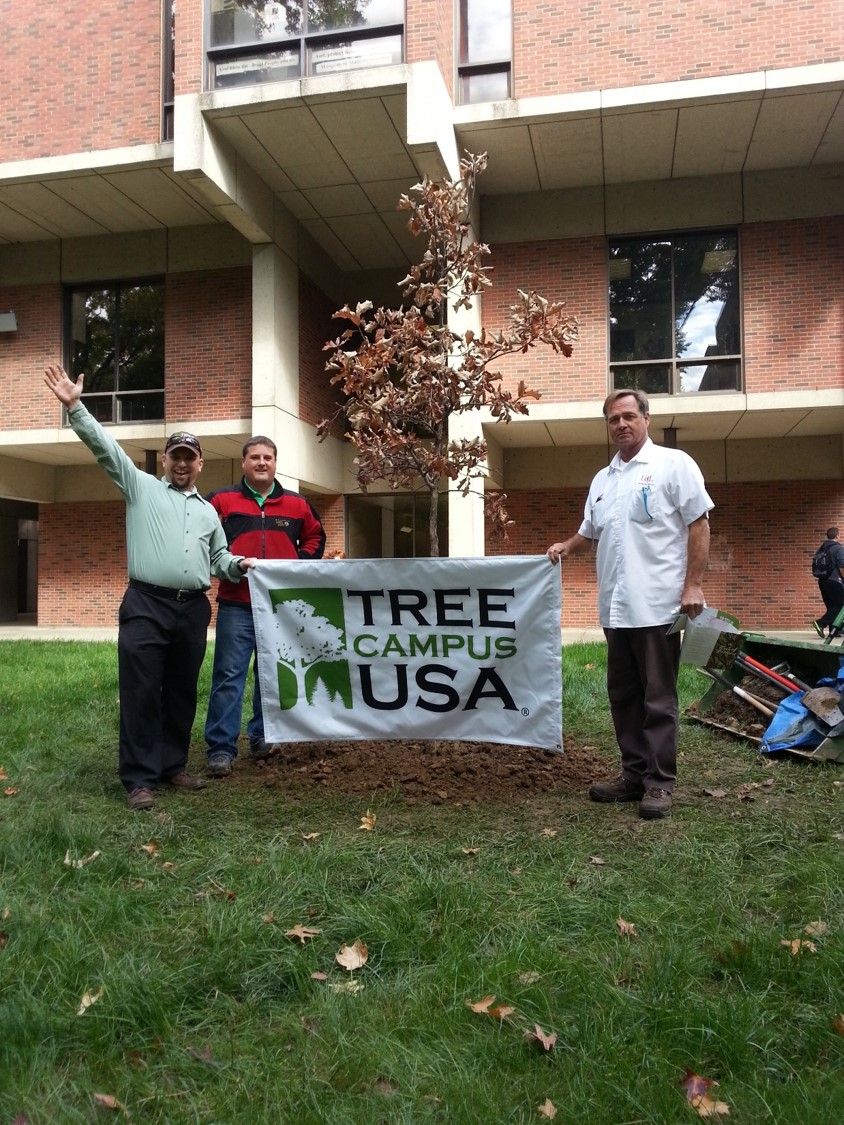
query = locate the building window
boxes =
[65,281,165,424]
[608,232,741,395]
[207,0,404,90]
[457,0,512,105]
[346,493,447,558]
[162,0,175,141]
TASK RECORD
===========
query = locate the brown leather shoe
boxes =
[164,772,207,791]
[639,788,672,819]
[588,775,645,803]
[127,787,155,811]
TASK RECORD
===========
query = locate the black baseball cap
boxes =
[165,432,202,456]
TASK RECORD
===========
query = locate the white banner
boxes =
[248,556,562,750]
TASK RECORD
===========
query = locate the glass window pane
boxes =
[611,364,671,395]
[673,233,739,359]
[461,69,510,104]
[680,361,741,393]
[307,0,402,33]
[308,32,401,74]
[210,0,303,47]
[609,240,672,362]
[117,285,165,393]
[213,47,301,87]
[118,391,165,422]
[460,0,512,64]
[71,287,117,392]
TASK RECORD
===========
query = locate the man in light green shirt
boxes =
[44,364,256,812]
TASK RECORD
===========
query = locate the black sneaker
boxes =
[812,620,824,638]
[249,738,271,761]
[207,752,233,777]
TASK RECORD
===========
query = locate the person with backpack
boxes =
[812,527,844,638]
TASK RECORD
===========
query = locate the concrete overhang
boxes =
[0,62,841,270]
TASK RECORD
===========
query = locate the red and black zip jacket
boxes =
[207,479,326,606]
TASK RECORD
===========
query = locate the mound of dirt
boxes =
[220,736,608,804]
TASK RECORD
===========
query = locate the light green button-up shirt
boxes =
[68,404,244,590]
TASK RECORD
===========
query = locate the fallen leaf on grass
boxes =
[262,912,275,924]
[359,810,376,831]
[2,905,9,921]
[518,971,541,984]
[832,1014,844,1036]
[140,842,158,855]
[186,1044,224,1068]
[465,995,515,1019]
[681,1069,730,1117]
[64,849,101,868]
[0,932,8,949]
[616,918,637,937]
[804,920,828,936]
[781,939,817,955]
[539,828,557,837]
[538,1098,558,1119]
[286,924,321,944]
[92,1092,126,1113]
[160,862,176,871]
[336,938,368,970]
[460,847,480,855]
[77,986,104,1015]
[703,788,727,799]
[588,856,605,865]
[3,787,18,797]
[310,971,328,981]
[525,1024,557,1051]
[301,832,321,841]
[0,767,6,779]
[328,979,363,993]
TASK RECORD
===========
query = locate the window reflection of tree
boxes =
[229,0,372,39]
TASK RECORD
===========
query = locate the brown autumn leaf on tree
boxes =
[317,151,577,556]
[285,924,322,944]
[336,938,368,971]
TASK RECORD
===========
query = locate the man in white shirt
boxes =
[547,389,713,819]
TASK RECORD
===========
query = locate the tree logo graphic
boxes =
[268,587,353,710]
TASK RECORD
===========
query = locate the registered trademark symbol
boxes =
[521,707,529,717]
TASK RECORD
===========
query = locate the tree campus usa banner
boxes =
[248,556,563,751]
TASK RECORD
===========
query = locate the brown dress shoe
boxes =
[127,787,155,811]
[164,772,208,791]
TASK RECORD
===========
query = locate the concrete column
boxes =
[447,290,486,558]
[251,243,300,489]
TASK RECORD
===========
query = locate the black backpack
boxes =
[811,544,836,580]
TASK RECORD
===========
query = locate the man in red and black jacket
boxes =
[204,436,325,775]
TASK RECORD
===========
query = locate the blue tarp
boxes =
[760,658,844,753]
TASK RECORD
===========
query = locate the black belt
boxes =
[129,579,207,602]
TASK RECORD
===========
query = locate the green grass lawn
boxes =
[1,641,843,1123]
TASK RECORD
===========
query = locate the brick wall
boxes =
[311,493,346,557]
[406,0,454,99]
[175,0,203,97]
[486,481,844,631]
[0,284,62,429]
[514,0,844,99]
[39,501,127,627]
[484,238,607,400]
[165,268,252,421]
[743,217,844,393]
[3,1,164,159]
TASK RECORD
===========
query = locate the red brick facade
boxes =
[298,274,344,435]
[513,1,844,98]
[406,0,455,98]
[0,284,62,429]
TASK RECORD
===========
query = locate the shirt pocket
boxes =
[629,485,661,524]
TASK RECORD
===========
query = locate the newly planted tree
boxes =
[317,152,578,555]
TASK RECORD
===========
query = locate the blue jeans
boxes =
[204,602,263,759]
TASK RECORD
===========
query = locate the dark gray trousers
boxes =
[604,624,681,792]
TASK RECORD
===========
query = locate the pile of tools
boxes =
[688,629,844,759]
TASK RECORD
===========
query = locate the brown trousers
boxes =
[604,625,681,792]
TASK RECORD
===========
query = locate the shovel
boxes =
[698,668,776,719]
[802,686,844,727]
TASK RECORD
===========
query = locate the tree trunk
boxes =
[429,486,439,557]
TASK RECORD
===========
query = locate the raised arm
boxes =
[44,364,84,408]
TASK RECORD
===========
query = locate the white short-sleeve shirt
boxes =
[578,438,714,628]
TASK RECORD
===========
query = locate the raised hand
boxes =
[44,364,84,408]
